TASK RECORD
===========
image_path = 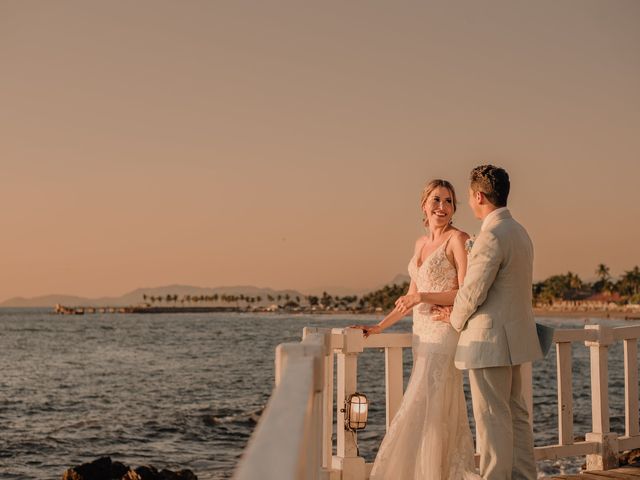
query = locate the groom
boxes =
[438,165,542,479]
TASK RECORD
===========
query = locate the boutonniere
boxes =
[464,235,476,254]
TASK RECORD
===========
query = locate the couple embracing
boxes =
[352,165,543,479]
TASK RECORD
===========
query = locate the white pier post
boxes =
[556,342,574,445]
[585,325,619,470]
[623,337,639,438]
[384,347,403,430]
[304,327,336,476]
[334,328,365,480]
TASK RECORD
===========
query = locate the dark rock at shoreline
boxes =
[62,457,128,480]
[130,465,197,480]
[62,457,197,480]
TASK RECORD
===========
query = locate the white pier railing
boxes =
[233,324,640,480]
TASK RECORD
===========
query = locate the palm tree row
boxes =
[139,263,640,312]
[140,291,362,310]
[142,293,263,306]
[534,264,640,305]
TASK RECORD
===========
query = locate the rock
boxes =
[112,462,130,478]
[62,457,117,480]
[158,469,197,480]
[62,458,196,480]
[134,466,197,480]
[134,466,160,480]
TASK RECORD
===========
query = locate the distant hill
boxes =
[0,284,307,308]
[0,276,411,308]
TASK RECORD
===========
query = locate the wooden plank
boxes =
[534,441,598,460]
[582,470,640,479]
[624,339,639,437]
[234,356,316,480]
[614,326,640,341]
[590,345,611,434]
[384,347,404,430]
[557,342,574,445]
[611,467,640,475]
[618,435,640,451]
[322,350,334,468]
[554,329,598,343]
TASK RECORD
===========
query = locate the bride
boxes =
[351,179,480,479]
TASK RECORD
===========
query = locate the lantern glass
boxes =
[346,392,368,430]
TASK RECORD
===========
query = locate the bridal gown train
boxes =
[369,237,480,480]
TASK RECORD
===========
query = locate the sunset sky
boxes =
[1,0,639,302]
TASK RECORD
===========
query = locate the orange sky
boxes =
[1,0,639,301]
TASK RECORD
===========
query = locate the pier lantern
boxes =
[343,392,369,431]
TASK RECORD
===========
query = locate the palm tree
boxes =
[596,264,610,282]
[618,266,640,296]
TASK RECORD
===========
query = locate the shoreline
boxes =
[45,304,640,320]
[533,308,640,320]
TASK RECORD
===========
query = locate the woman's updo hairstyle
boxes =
[420,179,457,227]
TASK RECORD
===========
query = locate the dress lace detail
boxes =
[369,237,480,479]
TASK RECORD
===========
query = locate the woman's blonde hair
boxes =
[420,179,457,227]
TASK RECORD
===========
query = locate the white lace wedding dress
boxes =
[369,238,480,480]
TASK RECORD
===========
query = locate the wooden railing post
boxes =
[556,342,574,445]
[304,328,336,476]
[334,328,365,480]
[585,325,619,470]
[624,338,639,438]
[384,347,404,430]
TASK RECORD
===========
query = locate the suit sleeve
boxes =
[449,231,502,332]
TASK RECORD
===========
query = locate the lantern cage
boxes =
[343,392,368,431]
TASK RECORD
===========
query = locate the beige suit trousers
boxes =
[469,365,536,480]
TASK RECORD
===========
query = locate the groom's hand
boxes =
[431,305,452,323]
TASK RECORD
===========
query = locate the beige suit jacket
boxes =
[450,209,543,369]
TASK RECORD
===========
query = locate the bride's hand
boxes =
[395,293,420,314]
[431,305,453,323]
[349,324,382,338]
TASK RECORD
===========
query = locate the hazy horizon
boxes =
[2,1,639,303]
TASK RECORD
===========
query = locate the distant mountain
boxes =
[0,276,412,308]
[0,284,307,308]
[1,295,95,308]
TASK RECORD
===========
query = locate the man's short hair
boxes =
[470,165,510,207]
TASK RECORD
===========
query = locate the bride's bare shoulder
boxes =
[449,229,470,248]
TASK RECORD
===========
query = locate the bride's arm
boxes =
[350,278,418,337]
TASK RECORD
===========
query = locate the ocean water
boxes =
[0,309,638,479]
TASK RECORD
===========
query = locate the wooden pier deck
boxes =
[234,325,640,480]
[552,466,640,478]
